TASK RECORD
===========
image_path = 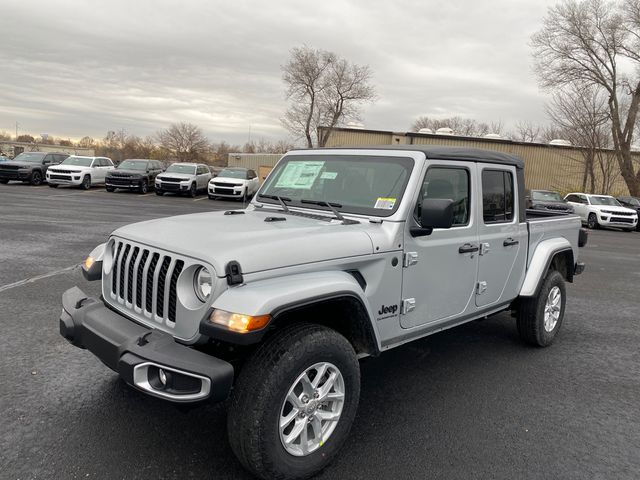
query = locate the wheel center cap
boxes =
[306,400,318,414]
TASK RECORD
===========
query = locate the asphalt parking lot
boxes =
[1,183,639,480]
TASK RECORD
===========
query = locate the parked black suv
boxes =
[0,152,69,185]
[105,159,165,194]
[616,196,640,231]
[526,189,574,213]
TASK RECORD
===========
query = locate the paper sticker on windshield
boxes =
[320,171,338,180]
[275,161,325,189]
[375,197,396,209]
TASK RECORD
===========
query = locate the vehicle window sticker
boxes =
[374,197,396,209]
[320,171,338,180]
[275,161,325,189]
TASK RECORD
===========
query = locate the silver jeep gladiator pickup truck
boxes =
[60,146,586,480]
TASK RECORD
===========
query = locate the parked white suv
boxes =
[208,167,260,201]
[564,193,638,231]
[46,156,115,189]
[155,163,212,197]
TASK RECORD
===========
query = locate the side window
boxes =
[91,159,99,167]
[565,194,576,203]
[104,158,113,167]
[248,170,257,179]
[482,170,514,223]
[415,167,470,227]
[197,166,204,175]
[582,195,590,205]
[54,154,66,163]
[42,155,53,164]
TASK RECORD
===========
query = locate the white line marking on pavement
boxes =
[0,264,79,294]
[192,197,209,202]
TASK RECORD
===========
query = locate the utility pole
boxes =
[15,121,20,140]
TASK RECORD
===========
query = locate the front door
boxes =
[401,161,479,329]
[475,166,527,307]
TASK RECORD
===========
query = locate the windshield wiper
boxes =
[257,194,291,212]
[300,199,350,223]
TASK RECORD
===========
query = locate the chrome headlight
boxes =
[194,267,213,302]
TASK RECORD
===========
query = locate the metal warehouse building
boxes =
[227,127,639,195]
[0,141,95,158]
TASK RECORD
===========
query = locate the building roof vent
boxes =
[549,139,572,146]
[435,127,454,136]
[346,122,365,130]
[417,128,433,134]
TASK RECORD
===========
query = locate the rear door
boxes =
[475,166,527,308]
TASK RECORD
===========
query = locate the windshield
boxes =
[532,191,564,202]
[218,169,247,179]
[13,153,45,163]
[258,155,414,217]
[590,196,620,206]
[622,197,640,207]
[118,160,148,171]
[165,164,196,175]
[62,156,93,167]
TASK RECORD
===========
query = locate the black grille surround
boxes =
[105,238,214,339]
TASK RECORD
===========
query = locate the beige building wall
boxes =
[323,128,639,196]
[227,153,283,182]
[0,141,95,157]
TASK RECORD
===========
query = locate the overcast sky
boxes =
[1,0,557,145]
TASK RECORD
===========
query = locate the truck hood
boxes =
[112,209,375,276]
[157,173,192,181]
[593,205,637,214]
[48,165,89,172]
[0,161,36,169]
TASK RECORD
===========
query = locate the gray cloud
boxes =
[0,0,556,144]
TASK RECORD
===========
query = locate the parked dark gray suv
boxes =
[0,152,69,185]
[105,159,165,193]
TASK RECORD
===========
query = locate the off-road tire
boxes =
[81,175,91,190]
[30,170,43,186]
[139,181,148,194]
[228,323,360,480]
[517,270,566,347]
[587,213,598,229]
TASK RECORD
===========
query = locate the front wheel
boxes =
[189,183,197,197]
[139,180,148,194]
[81,175,91,190]
[587,213,598,229]
[228,323,360,480]
[0,179,8,184]
[31,170,43,185]
[516,270,566,347]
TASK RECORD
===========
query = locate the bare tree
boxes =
[0,131,10,141]
[531,0,640,195]
[410,116,501,136]
[281,46,376,147]
[78,136,95,148]
[156,122,209,162]
[511,121,542,142]
[546,83,616,192]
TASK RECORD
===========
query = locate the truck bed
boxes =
[525,209,582,270]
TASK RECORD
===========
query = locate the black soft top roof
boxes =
[313,145,524,169]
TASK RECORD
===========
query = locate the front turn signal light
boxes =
[209,309,271,333]
[84,256,95,270]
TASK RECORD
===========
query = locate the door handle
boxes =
[458,243,479,254]
[503,238,519,247]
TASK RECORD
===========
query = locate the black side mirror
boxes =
[410,198,454,237]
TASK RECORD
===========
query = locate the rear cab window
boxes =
[482,169,514,223]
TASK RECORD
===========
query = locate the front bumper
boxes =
[106,179,143,189]
[60,286,234,403]
[156,181,190,192]
[0,170,31,181]
[596,214,638,229]
[47,175,83,186]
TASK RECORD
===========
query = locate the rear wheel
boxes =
[30,170,43,186]
[81,175,91,190]
[587,213,598,229]
[228,323,360,480]
[517,270,566,347]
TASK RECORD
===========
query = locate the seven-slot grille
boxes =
[110,240,184,324]
[159,177,183,182]
[49,169,73,174]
